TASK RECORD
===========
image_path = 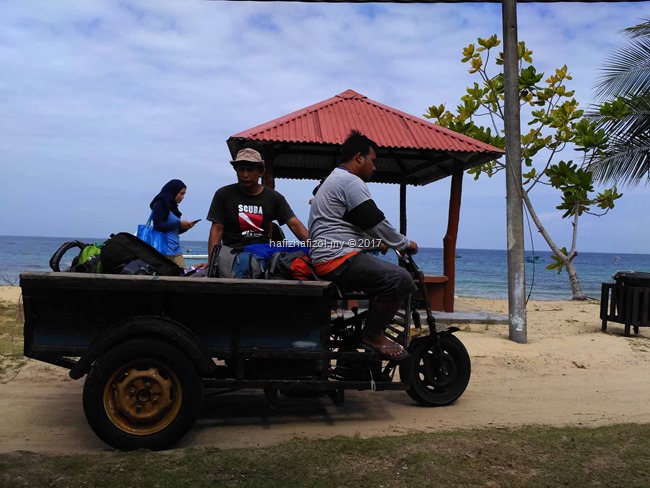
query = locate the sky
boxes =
[1,1,649,253]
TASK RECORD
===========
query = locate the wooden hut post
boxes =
[399,182,407,235]
[442,163,464,312]
[263,153,275,190]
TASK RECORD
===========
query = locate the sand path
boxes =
[1,287,649,453]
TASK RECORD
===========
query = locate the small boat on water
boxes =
[526,255,542,263]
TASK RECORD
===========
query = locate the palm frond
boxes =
[589,144,650,187]
[594,37,650,99]
[590,18,650,186]
[624,18,650,38]
[597,105,650,141]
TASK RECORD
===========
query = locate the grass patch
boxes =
[1,424,649,487]
[0,298,26,377]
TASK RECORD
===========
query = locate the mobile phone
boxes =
[192,219,201,224]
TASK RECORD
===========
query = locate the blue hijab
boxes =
[150,179,186,218]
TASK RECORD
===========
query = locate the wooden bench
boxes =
[415,275,448,311]
[340,275,448,312]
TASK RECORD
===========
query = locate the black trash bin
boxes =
[613,271,650,287]
[601,271,650,336]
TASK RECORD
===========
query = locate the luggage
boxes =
[100,232,182,276]
[49,240,103,273]
[207,245,317,281]
[266,249,316,281]
[207,245,264,279]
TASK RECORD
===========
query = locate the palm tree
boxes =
[589,18,650,187]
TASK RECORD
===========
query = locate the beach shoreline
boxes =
[2,284,650,454]
[3,236,644,300]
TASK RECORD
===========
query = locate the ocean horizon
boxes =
[1,234,648,300]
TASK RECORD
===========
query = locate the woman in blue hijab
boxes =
[150,179,197,266]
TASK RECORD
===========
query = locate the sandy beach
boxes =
[1,284,649,454]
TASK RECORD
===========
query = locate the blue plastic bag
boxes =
[136,213,167,254]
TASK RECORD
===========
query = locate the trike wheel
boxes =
[401,334,471,407]
[83,338,203,451]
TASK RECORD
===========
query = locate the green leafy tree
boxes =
[426,35,622,300]
[588,18,650,187]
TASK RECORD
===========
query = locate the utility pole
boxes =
[502,0,527,343]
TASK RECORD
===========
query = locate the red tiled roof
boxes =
[231,89,501,153]
[227,89,503,185]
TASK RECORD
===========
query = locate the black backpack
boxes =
[49,240,104,273]
[100,232,182,276]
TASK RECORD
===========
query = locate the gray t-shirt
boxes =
[308,168,409,264]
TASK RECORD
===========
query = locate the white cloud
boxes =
[0,0,648,253]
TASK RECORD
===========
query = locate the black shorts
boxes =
[320,252,417,302]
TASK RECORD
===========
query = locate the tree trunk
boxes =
[520,191,587,300]
[565,258,587,300]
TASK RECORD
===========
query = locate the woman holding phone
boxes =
[149,179,198,267]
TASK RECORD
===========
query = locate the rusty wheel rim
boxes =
[103,362,183,436]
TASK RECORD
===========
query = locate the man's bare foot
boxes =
[360,335,409,360]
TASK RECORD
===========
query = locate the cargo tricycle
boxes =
[20,250,470,451]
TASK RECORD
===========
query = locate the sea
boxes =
[1,234,648,301]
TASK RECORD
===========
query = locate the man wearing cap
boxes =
[206,147,309,265]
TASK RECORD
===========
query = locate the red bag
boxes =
[289,254,315,281]
[266,250,317,281]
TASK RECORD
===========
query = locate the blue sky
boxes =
[1,1,648,253]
